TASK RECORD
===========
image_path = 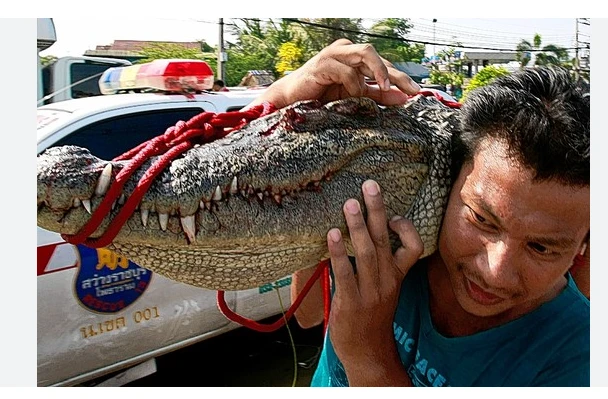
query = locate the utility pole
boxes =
[574,18,579,80]
[574,18,591,81]
[217,18,226,82]
[432,19,437,58]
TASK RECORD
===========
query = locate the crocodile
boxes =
[37,95,458,291]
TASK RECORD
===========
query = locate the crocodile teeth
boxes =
[141,209,149,226]
[181,215,196,243]
[212,186,222,201]
[257,192,264,200]
[230,177,238,194]
[273,194,282,204]
[118,193,126,205]
[159,213,168,231]
[95,163,113,196]
[82,199,92,214]
[73,198,81,207]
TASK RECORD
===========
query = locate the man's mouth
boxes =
[464,277,505,305]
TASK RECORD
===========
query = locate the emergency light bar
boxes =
[99,59,214,95]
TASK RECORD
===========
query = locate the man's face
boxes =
[438,139,589,317]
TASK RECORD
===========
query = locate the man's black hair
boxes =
[452,66,590,187]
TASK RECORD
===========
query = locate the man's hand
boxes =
[247,39,421,110]
[327,180,423,386]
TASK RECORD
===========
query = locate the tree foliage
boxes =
[136,43,215,65]
[222,18,425,85]
[461,65,510,102]
[367,18,425,63]
[302,18,365,51]
[225,18,308,85]
[516,33,569,68]
[40,55,58,67]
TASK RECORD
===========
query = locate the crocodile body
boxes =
[37,95,458,290]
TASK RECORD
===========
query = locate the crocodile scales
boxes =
[37,95,457,291]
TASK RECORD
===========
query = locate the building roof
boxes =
[461,51,518,62]
[393,62,430,80]
[96,40,203,52]
[239,70,275,87]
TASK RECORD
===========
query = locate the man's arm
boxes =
[244,39,420,111]
[290,266,325,329]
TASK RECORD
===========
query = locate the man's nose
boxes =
[483,240,519,285]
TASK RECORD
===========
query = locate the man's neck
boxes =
[425,253,567,337]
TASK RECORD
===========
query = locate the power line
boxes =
[278,18,587,53]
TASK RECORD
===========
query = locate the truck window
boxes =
[69,62,119,99]
[50,108,206,160]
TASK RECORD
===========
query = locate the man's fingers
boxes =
[323,60,368,98]
[322,43,395,91]
[342,198,379,294]
[388,217,424,277]
[325,41,420,94]
[361,85,411,106]
[361,180,393,274]
[327,228,358,299]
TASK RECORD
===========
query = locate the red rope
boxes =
[417,89,462,109]
[216,260,330,333]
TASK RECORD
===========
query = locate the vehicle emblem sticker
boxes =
[74,245,153,314]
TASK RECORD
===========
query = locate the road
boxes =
[125,317,325,387]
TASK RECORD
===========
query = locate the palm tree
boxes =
[516,33,569,68]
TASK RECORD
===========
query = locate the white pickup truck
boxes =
[37,60,294,386]
[37,18,132,106]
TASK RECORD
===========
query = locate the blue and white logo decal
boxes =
[74,245,152,314]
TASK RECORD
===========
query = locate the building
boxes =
[460,51,519,77]
[238,70,275,87]
[84,40,210,63]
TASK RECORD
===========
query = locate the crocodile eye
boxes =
[326,97,380,117]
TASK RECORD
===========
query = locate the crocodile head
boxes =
[37,95,457,290]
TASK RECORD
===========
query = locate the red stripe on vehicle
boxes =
[37,244,58,276]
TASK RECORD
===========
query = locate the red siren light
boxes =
[99,59,214,95]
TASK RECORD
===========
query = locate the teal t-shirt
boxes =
[311,263,590,387]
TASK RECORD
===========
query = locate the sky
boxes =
[40,17,591,60]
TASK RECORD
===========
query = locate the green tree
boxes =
[40,55,58,67]
[516,33,569,69]
[301,18,365,52]
[367,18,425,63]
[428,46,466,99]
[226,18,309,85]
[136,43,215,65]
[461,65,510,102]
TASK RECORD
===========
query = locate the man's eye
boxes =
[469,208,487,224]
[529,242,549,254]
[474,212,486,223]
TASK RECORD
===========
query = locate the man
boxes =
[247,39,590,387]
[212,79,229,92]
